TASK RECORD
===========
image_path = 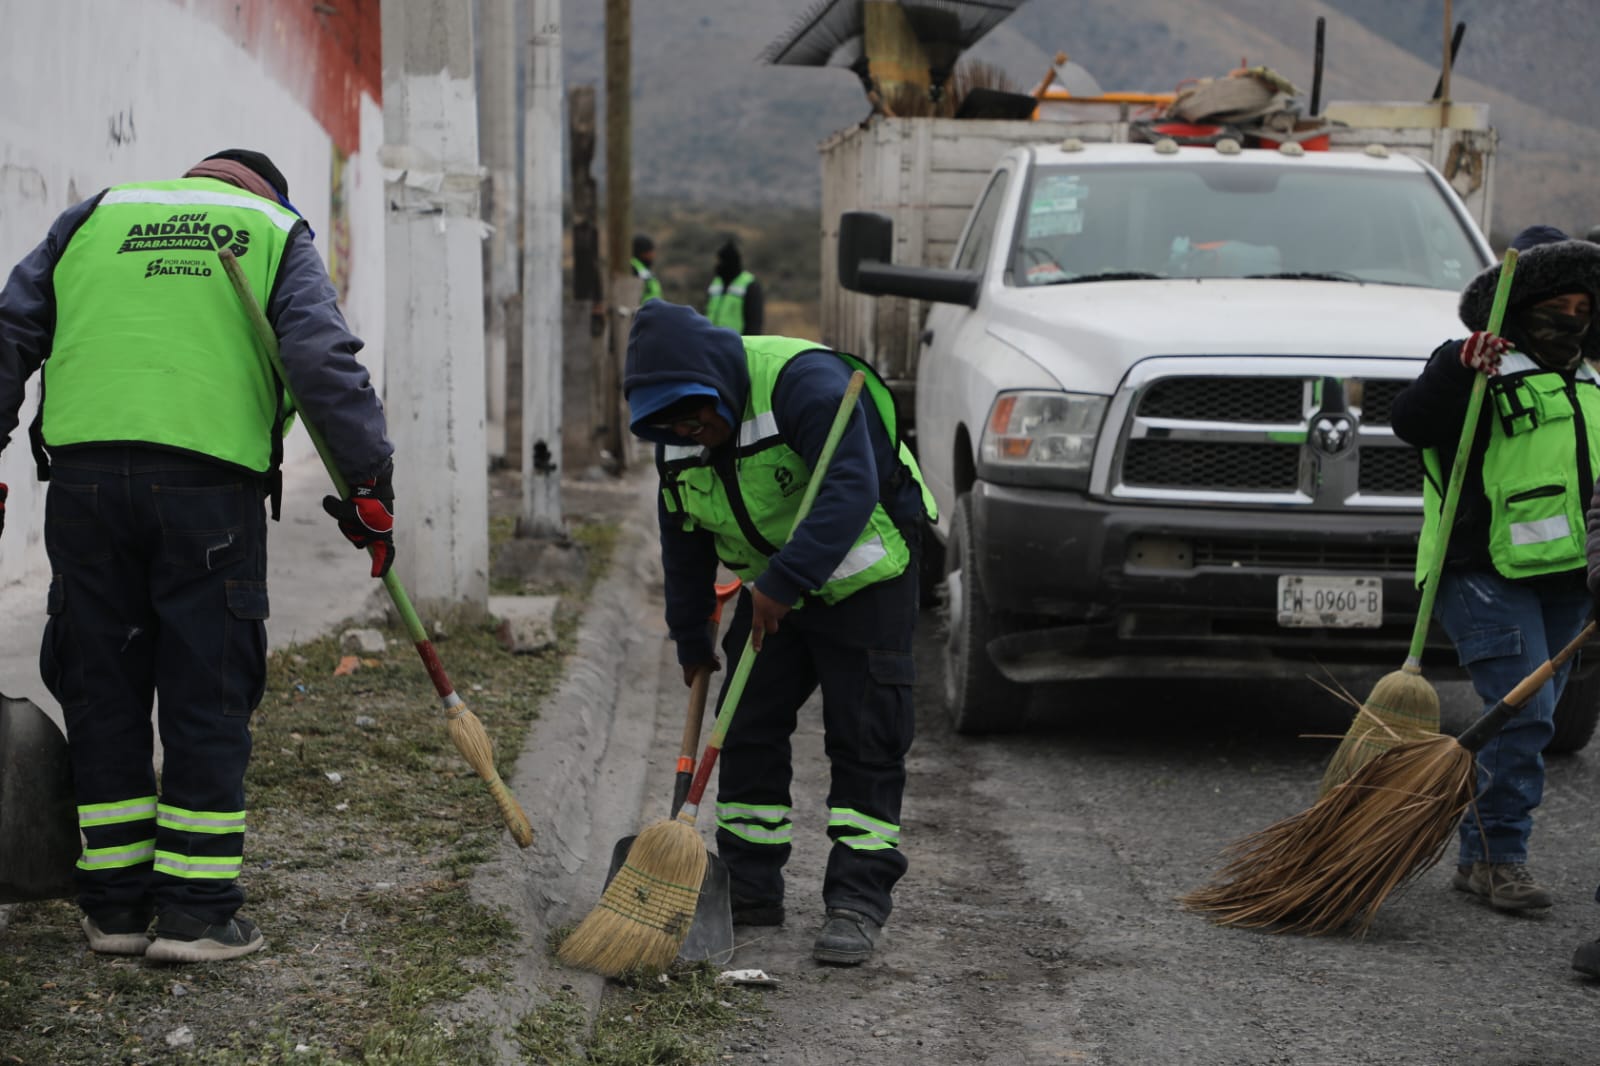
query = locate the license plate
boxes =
[1277,575,1382,629]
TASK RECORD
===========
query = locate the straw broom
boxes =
[1182,620,1595,936]
[1318,247,1520,796]
[218,250,534,847]
[559,370,870,976]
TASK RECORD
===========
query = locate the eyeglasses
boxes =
[649,415,706,433]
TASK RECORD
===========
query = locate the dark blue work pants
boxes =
[40,446,269,923]
[712,548,919,926]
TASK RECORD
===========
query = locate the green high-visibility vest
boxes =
[706,270,753,332]
[1415,352,1600,585]
[658,336,935,604]
[44,177,299,473]
[632,257,662,303]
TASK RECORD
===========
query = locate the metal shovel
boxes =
[603,580,741,964]
[0,693,79,903]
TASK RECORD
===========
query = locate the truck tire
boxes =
[1548,653,1600,755]
[943,493,1030,734]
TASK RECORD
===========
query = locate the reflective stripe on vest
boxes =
[632,257,662,303]
[706,270,753,331]
[45,177,295,472]
[1415,352,1600,584]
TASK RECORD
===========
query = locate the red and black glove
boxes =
[0,482,7,540]
[1460,331,1512,376]
[322,473,395,578]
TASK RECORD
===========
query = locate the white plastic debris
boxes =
[717,968,779,987]
[166,1026,195,1048]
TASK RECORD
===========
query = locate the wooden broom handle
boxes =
[1458,621,1598,753]
[1503,621,1597,707]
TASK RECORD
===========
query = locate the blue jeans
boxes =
[1433,568,1591,867]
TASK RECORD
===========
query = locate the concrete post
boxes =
[477,0,518,467]
[381,0,491,609]
[602,0,631,470]
[520,0,564,536]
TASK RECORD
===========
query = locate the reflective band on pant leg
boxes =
[716,801,794,846]
[828,807,902,851]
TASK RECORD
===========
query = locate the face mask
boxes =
[1516,307,1591,370]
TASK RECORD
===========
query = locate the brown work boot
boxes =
[1452,862,1553,913]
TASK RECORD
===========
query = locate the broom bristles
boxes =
[558,819,708,977]
[1319,667,1440,796]
[1182,734,1476,935]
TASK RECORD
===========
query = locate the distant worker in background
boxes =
[705,238,764,335]
[632,233,662,304]
[1390,225,1600,924]
[0,149,396,964]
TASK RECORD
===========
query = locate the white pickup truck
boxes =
[836,129,1599,751]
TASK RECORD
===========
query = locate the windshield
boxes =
[1012,162,1484,290]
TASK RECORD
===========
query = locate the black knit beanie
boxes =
[204,149,289,199]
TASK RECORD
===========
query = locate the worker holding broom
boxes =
[622,300,932,965]
[0,150,395,962]
[1390,225,1600,915]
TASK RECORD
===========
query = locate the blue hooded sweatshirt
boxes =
[623,300,920,666]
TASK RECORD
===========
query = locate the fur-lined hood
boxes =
[1459,225,1600,359]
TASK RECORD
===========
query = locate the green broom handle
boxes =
[676,370,867,822]
[218,250,535,848]
[217,251,440,683]
[1406,246,1520,667]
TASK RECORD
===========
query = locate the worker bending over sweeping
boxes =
[0,150,395,962]
[1391,225,1600,916]
[623,301,933,965]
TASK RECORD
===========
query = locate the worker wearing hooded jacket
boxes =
[705,239,763,335]
[624,300,931,965]
[1391,225,1600,920]
[0,150,395,964]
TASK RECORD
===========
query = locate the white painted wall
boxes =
[0,0,386,594]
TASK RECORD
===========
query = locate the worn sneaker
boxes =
[1573,937,1600,979]
[730,895,785,927]
[81,908,154,956]
[812,907,881,965]
[1452,862,1553,913]
[145,911,264,963]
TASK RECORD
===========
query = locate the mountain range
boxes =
[559,0,1600,243]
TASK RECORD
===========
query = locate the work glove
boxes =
[1459,331,1512,376]
[0,482,6,540]
[322,473,395,578]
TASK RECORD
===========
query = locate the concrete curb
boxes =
[464,468,670,1058]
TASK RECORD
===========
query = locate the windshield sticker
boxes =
[1027,175,1086,238]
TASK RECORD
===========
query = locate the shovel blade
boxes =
[0,694,79,904]
[606,833,733,965]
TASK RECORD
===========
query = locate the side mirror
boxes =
[836,210,982,308]
[839,211,895,291]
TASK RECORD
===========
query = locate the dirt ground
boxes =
[8,462,1600,1064]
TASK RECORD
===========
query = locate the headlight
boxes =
[979,390,1107,487]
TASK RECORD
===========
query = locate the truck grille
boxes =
[1122,441,1300,491]
[1110,369,1421,508]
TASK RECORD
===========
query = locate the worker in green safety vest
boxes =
[623,300,932,966]
[632,233,662,304]
[1393,227,1600,952]
[705,239,763,335]
[0,149,395,965]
